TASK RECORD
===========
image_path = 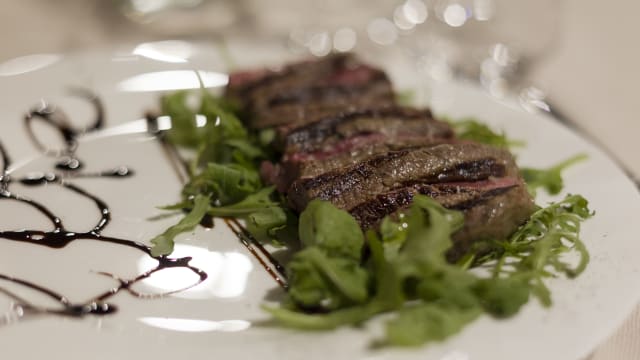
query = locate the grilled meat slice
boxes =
[280,107,453,154]
[287,143,519,212]
[350,177,529,228]
[252,82,393,129]
[265,140,452,193]
[448,180,535,260]
[227,53,354,100]
[260,107,454,192]
[349,177,535,260]
[226,54,395,129]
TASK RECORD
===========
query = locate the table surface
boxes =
[1,1,639,359]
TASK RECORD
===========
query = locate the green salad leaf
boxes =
[396,89,416,106]
[385,303,482,346]
[449,118,525,148]
[150,194,210,257]
[298,200,364,260]
[448,117,588,197]
[521,154,588,196]
[285,200,368,311]
[474,194,593,306]
[287,247,370,311]
[161,91,246,149]
[181,162,262,205]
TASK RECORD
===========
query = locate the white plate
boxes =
[1,41,639,360]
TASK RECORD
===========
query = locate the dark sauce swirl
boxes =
[0,91,207,324]
[1,89,288,326]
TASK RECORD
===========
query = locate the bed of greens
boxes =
[149,89,592,347]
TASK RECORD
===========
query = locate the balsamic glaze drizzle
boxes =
[0,91,207,325]
[0,142,9,195]
[156,133,288,287]
[224,218,287,289]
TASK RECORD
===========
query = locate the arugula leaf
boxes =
[449,118,524,148]
[511,194,592,277]
[149,194,210,257]
[366,230,405,309]
[298,200,364,260]
[263,302,381,330]
[287,247,369,310]
[472,276,531,317]
[192,187,277,216]
[378,216,408,260]
[449,117,587,197]
[245,205,296,244]
[396,89,416,106]
[398,195,464,264]
[284,200,368,311]
[161,90,265,168]
[160,91,200,147]
[181,163,261,206]
[385,303,482,346]
[474,194,593,306]
[258,128,277,147]
[160,186,274,215]
[521,154,588,196]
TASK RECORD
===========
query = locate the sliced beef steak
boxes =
[266,140,451,193]
[349,177,535,260]
[350,178,523,229]
[227,53,354,99]
[351,177,535,261]
[280,107,453,154]
[287,143,519,212]
[448,181,535,260]
[251,93,393,130]
[226,54,395,129]
[260,107,455,192]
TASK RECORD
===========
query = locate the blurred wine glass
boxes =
[115,0,243,36]
[242,0,403,56]
[404,0,564,103]
[113,0,563,110]
[241,0,563,98]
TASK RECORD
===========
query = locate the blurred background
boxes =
[1,0,639,358]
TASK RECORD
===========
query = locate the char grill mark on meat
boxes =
[227,54,354,99]
[350,177,535,261]
[267,141,450,193]
[448,182,535,260]
[351,177,521,229]
[226,55,344,100]
[250,87,393,129]
[279,106,453,154]
[225,54,395,129]
[283,131,458,164]
[266,74,388,107]
[287,143,518,212]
